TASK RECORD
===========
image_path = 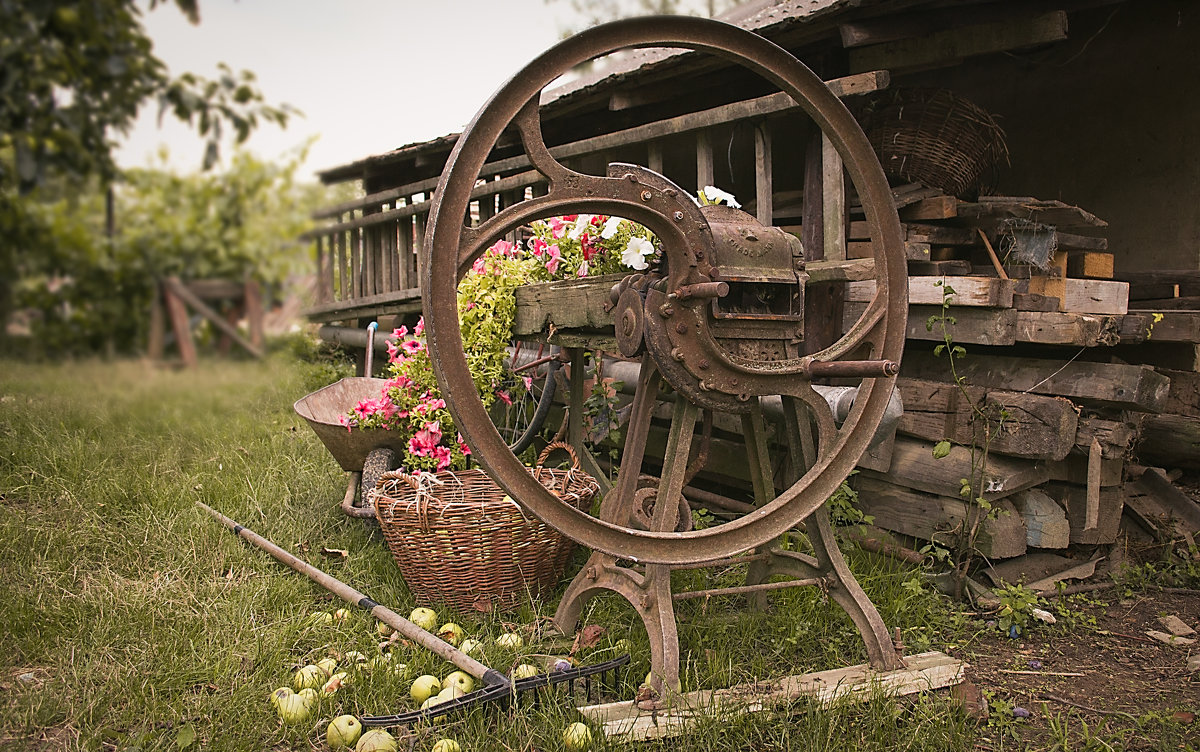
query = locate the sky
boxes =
[114,1,573,181]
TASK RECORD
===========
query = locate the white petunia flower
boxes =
[600,215,624,240]
[621,236,655,270]
[702,185,741,208]
[568,214,594,240]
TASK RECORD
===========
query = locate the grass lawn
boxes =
[0,355,1194,751]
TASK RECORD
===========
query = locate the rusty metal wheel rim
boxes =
[422,16,906,565]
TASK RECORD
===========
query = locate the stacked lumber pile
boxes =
[835,188,1200,558]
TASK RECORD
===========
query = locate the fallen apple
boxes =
[459,638,484,658]
[496,632,524,650]
[376,621,394,638]
[436,685,466,702]
[269,686,293,710]
[430,739,461,752]
[409,607,438,631]
[511,663,539,680]
[322,671,349,694]
[275,690,312,725]
[294,664,325,690]
[316,657,339,676]
[410,674,441,703]
[309,611,335,626]
[442,670,474,694]
[326,714,362,750]
[355,728,398,752]
[562,721,592,750]
[437,622,465,646]
[298,687,320,708]
[419,695,448,724]
[333,608,351,623]
[344,650,368,664]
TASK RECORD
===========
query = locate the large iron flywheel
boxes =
[421,16,907,566]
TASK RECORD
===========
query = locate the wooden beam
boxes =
[163,278,265,360]
[854,477,1026,558]
[898,196,958,221]
[754,125,772,226]
[1044,482,1125,545]
[821,132,845,261]
[1013,311,1120,347]
[892,377,1078,461]
[902,349,1170,412]
[1136,414,1200,470]
[1010,488,1070,549]
[848,276,1014,308]
[850,12,1068,74]
[860,435,1049,502]
[162,282,197,368]
[846,303,1018,346]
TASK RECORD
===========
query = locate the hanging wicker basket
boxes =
[371,443,599,612]
[862,88,1009,199]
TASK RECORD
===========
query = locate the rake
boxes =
[197,501,628,726]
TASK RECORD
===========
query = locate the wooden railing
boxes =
[302,70,889,325]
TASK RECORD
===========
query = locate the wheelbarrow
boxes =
[295,322,564,518]
[293,323,405,518]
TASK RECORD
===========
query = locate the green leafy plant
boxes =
[993,583,1043,637]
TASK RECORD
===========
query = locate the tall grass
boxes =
[0,356,978,751]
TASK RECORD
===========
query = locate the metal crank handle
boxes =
[196,501,509,689]
[804,359,899,378]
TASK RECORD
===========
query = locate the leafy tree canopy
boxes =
[0,0,296,192]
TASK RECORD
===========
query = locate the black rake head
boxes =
[359,653,630,727]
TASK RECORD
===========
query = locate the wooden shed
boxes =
[304,0,1200,559]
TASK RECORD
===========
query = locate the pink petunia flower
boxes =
[522,375,533,392]
[433,445,453,471]
[496,390,513,406]
[457,434,471,456]
[401,339,424,355]
[472,256,487,274]
[414,317,425,337]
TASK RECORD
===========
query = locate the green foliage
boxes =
[7,147,327,356]
[827,475,873,528]
[993,583,1043,636]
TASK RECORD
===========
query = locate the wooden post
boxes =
[244,278,264,349]
[802,133,844,355]
[162,281,197,368]
[647,142,664,175]
[753,124,772,226]
[696,130,715,190]
[147,280,165,361]
[821,132,846,261]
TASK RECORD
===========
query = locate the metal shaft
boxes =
[196,501,509,687]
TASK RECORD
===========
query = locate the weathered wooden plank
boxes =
[513,274,623,335]
[821,132,845,261]
[1066,251,1114,278]
[854,477,1026,558]
[164,277,264,359]
[163,283,197,368]
[755,126,772,226]
[1131,310,1200,344]
[806,258,876,283]
[1136,414,1200,470]
[1056,279,1128,315]
[860,435,1049,502]
[696,129,714,189]
[849,12,1068,74]
[847,303,1017,346]
[582,651,963,741]
[898,196,958,221]
[1158,368,1200,418]
[1010,488,1070,549]
[1013,311,1120,347]
[957,197,1107,228]
[1048,454,1124,487]
[846,240,932,261]
[848,276,1014,308]
[1076,417,1139,460]
[902,349,1170,412]
[1043,482,1125,544]
[892,377,1078,461]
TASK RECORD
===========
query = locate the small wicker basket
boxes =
[862,88,1009,199]
[371,443,599,612]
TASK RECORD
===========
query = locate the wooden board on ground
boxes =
[902,349,1170,412]
[860,435,1049,502]
[893,377,1078,461]
[578,651,964,741]
[847,276,1014,307]
[854,477,1026,558]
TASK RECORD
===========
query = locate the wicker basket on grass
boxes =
[862,88,1009,199]
[371,443,599,612]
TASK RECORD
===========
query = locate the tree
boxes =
[0,0,297,345]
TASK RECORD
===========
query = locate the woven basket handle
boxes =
[374,470,436,532]
[536,441,582,471]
